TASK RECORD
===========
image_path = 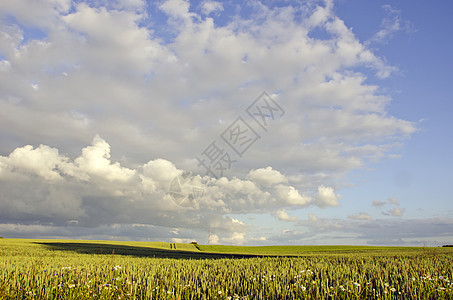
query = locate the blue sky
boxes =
[337,1,453,217]
[0,0,452,246]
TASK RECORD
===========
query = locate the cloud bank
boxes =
[0,0,429,245]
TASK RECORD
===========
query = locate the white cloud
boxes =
[247,166,286,186]
[275,209,297,222]
[62,3,164,73]
[221,232,246,245]
[348,212,372,221]
[372,200,386,207]
[140,158,181,192]
[159,0,196,23]
[388,196,399,206]
[0,60,11,72]
[0,0,71,28]
[0,144,65,181]
[368,5,415,45]
[276,185,312,206]
[314,185,340,208]
[373,197,405,217]
[74,135,136,182]
[383,207,405,217]
[305,0,333,28]
[201,1,223,16]
[308,213,318,223]
[208,233,219,244]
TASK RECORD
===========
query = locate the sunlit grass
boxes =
[1,238,452,299]
[196,244,431,255]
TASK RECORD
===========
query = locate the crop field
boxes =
[1,239,453,299]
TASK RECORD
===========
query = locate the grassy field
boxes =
[195,244,429,255]
[1,238,453,299]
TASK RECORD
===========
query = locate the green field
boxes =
[1,239,452,299]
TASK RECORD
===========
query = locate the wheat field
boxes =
[1,238,452,299]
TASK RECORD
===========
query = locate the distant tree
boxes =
[442,245,453,247]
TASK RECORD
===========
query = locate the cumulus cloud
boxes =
[275,209,297,222]
[0,136,324,241]
[276,185,312,206]
[247,167,286,186]
[314,185,340,208]
[0,144,67,181]
[74,135,136,182]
